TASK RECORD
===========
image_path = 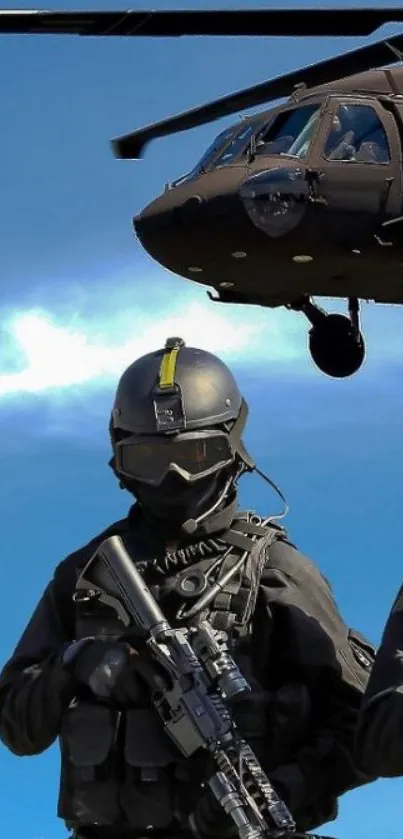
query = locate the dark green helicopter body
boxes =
[4,7,403,376]
[134,78,403,309]
[131,64,403,377]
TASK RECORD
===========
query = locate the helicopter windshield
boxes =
[173,118,263,186]
[173,125,238,186]
[192,126,237,171]
[255,104,321,159]
[209,122,256,168]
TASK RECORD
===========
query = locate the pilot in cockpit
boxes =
[324,103,390,163]
[324,110,355,160]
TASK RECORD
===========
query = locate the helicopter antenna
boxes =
[289,82,307,102]
[385,40,403,63]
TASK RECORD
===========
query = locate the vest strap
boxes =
[208,517,285,634]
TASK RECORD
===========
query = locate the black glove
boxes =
[62,637,168,704]
[192,789,235,839]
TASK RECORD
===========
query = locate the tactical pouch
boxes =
[59,701,121,825]
[121,708,179,829]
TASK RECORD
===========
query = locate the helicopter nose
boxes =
[134,192,206,247]
[133,171,250,279]
[133,190,213,268]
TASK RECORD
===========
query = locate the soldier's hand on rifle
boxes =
[192,787,236,839]
[62,636,169,705]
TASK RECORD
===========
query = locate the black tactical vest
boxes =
[56,513,290,831]
[55,510,375,832]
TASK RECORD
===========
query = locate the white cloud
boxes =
[4,267,403,408]
[0,282,305,399]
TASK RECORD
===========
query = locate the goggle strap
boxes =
[228,399,256,471]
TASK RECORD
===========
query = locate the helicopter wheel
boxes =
[308,313,365,378]
[290,296,365,378]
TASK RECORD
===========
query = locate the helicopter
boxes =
[4,9,403,377]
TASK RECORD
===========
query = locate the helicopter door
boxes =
[308,98,402,238]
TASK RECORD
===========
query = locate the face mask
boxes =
[132,470,222,530]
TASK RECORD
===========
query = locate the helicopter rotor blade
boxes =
[2,8,403,38]
[112,31,403,159]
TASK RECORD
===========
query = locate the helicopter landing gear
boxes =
[290,296,365,378]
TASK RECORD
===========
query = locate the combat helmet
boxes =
[110,337,255,487]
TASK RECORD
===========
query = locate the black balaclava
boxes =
[134,471,222,528]
[110,454,240,541]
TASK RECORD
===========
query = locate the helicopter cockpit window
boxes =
[254,104,320,159]
[324,104,391,164]
[210,123,255,168]
[172,125,237,185]
[193,126,236,171]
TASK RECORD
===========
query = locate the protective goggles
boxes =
[114,429,235,486]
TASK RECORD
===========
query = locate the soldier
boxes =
[356,583,403,777]
[0,337,376,839]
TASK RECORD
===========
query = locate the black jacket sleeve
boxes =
[356,582,403,777]
[255,539,375,829]
[0,576,76,756]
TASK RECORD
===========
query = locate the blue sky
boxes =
[1,1,403,837]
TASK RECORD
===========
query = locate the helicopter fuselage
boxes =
[134,82,403,310]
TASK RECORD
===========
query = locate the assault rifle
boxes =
[75,535,336,839]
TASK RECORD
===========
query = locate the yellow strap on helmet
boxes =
[158,337,185,390]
